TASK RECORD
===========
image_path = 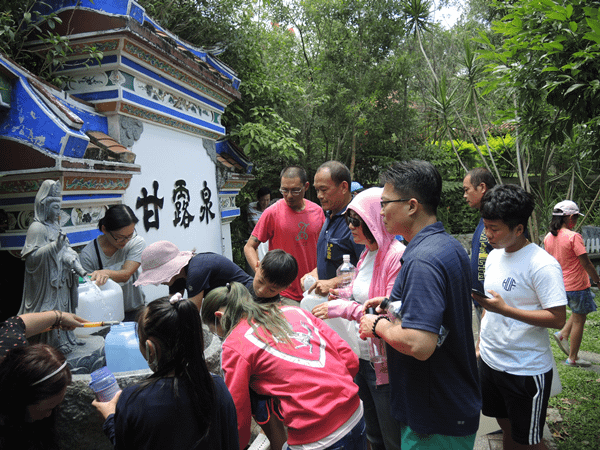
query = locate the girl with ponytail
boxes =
[93,294,239,449]
[201,282,365,450]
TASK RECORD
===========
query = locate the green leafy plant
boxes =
[0,1,102,86]
[548,293,600,449]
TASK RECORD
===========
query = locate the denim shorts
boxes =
[566,288,597,315]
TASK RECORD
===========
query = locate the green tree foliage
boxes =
[474,0,600,237]
[477,0,600,144]
[0,1,102,86]
[141,0,600,239]
[140,0,245,47]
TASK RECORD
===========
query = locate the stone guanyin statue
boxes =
[19,180,87,354]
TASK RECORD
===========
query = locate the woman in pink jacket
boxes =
[312,187,405,450]
[201,282,365,450]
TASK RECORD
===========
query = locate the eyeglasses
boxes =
[279,188,303,196]
[108,228,137,243]
[380,198,411,209]
[345,214,362,228]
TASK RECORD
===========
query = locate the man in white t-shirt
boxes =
[473,184,567,450]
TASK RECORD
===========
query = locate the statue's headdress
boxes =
[34,180,62,222]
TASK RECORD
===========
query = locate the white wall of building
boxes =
[123,122,223,301]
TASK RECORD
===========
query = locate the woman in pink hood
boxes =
[312,187,405,450]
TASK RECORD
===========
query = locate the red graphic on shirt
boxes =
[243,307,327,367]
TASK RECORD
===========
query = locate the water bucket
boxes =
[104,322,148,373]
[76,278,124,336]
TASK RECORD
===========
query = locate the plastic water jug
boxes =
[299,274,361,356]
[89,367,120,401]
[76,278,124,336]
[104,322,149,373]
[299,275,327,313]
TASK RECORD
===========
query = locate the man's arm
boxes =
[244,236,262,271]
[359,315,438,361]
[308,276,343,296]
[474,290,566,329]
[299,269,344,296]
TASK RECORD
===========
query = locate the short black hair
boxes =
[257,186,271,199]
[260,249,298,288]
[380,160,441,214]
[480,184,534,230]
[280,166,308,185]
[467,167,497,190]
[317,161,351,186]
[99,204,138,231]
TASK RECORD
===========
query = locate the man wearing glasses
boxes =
[301,161,364,296]
[359,160,481,449]
[244,166,325,304]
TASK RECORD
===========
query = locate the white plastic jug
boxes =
[76,278,124,336]
[104,322,149,373]
[299,276,361,356]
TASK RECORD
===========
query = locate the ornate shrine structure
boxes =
[0,0,254,316]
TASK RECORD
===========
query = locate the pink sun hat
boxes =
[134,241,194,286]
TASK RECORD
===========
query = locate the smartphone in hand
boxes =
[472,288,491,299]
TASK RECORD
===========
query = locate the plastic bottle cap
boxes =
[380,297,390,310]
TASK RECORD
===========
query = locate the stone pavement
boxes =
[474,413,557,450]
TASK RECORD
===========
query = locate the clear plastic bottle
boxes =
[379,298,448,346]
[379,297,402,319]
[437,325,449,347]
[366,307,386,363]
[336,254,356,289]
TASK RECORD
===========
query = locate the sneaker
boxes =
[565,358,592,367]
[554,331,570,356]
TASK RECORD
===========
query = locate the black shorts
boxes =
[479,358,552,445]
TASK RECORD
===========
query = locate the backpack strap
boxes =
[93,238,104,270]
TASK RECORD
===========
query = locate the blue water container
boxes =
[104,322,149,373]
[89,367,120,402]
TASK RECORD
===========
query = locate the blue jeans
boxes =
[326,416,367,450]
[354,359,402,450]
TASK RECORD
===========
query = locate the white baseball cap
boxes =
[552,200,583,217]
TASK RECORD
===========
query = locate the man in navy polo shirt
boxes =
[360,160,481,449]
[301,161,364,296]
